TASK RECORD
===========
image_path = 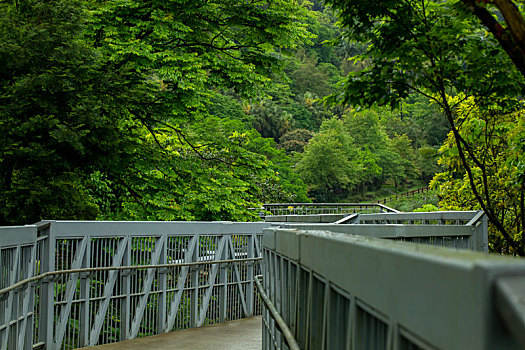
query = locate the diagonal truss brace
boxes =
[227,236,248,318]
[129,235,166,339]
[55,237,87,349]
[164,235,198,333]
[16,244,37,350]
[196,236,228,327]
[89,237,128,346]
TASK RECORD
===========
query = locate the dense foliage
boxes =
[323,0,525,254]
[1,0,443,226]
[432,97,525,254]
[0,0,311,224]
[4,0,524,256]
[295,101,444,202]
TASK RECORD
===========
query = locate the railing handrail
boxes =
[494,275,525,347]
[261,227,525,349]
[277,210,488,252]
[358,210,481,222]
[0,258,263,297]
[254,275,300,350]
[263,202,394,208]
[36,220,271,238]
[0,213,493,350]
[0,225,37,246]
[278,224,476,237]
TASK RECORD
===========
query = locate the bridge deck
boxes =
[79,317,262,350]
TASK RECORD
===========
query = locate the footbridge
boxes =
[1,203,525,349]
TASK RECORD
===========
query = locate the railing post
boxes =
[1,246,19,350]
[476,212,489,252]
[218,227,229,323]
[219,258,228,323]
[157,234,168,334]
[190,235,200,328]
[481,214,488,252]
[79,235,91,347]
[38,223,55,350]
[263,248,272,349]
[246,234,255,317]
[121,235,132,340]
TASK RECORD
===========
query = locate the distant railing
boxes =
[261,203,398,216]
[0,221,272,350]
[280,210,488,252]
[376,186,430,205]
[354,210,482,225]
[261,227,525,350]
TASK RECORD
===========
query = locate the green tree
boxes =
[432,97,525,254]
[461,0,525,78]
[0,0,138,224]
[343,108,418,191]
[279,129,315,153]
[0,0,313,224]
[417,146,441,183]
[296,118,362,201]
[324,0,525,254]
[389,133,419,185]
[380,95,450,148]
[207,92,250,125]
[91,117,308,221]
[302,4,341,66]
[249,100,295,142]
[290,52,333,98]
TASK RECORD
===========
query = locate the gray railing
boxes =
[0,211,503,350]
[351,210,485,225]
[280,210,488,252]
[0,226,41,350]
[0,220,272,350]
[261,227,525,350]
[262,203,398,216]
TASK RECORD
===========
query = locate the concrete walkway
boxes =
[79,316,262,350]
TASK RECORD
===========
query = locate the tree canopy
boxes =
[4,0,524,256]
[0,0,312,224]
[432,96,525,254]
[323,0,525,254]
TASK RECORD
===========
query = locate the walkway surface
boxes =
[79,316,262,350]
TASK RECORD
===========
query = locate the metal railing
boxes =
[376,186,430,205]
[280,210,488,252]
[254,275,299,350]
[261,203,398,216]
[0,210,501,350]
[351,210,484,225]
[0,220,272,350]
[0,226,40,350]
[261,227,525,350]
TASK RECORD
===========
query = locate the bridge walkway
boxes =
[79,316,262,350]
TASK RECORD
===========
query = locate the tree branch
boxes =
[461,0,525,78]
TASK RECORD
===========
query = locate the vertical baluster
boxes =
[157,234,167,334]
[190,235,200,328]
[79,236,90,347]
[219,242,228,323]
[38,224,55,350]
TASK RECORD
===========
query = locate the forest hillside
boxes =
[2,0,525,254]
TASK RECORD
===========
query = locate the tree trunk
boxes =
[462,0,525,79]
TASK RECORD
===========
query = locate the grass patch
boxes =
[381,190,440,212]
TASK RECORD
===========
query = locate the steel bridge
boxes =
[1,203,525,349]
